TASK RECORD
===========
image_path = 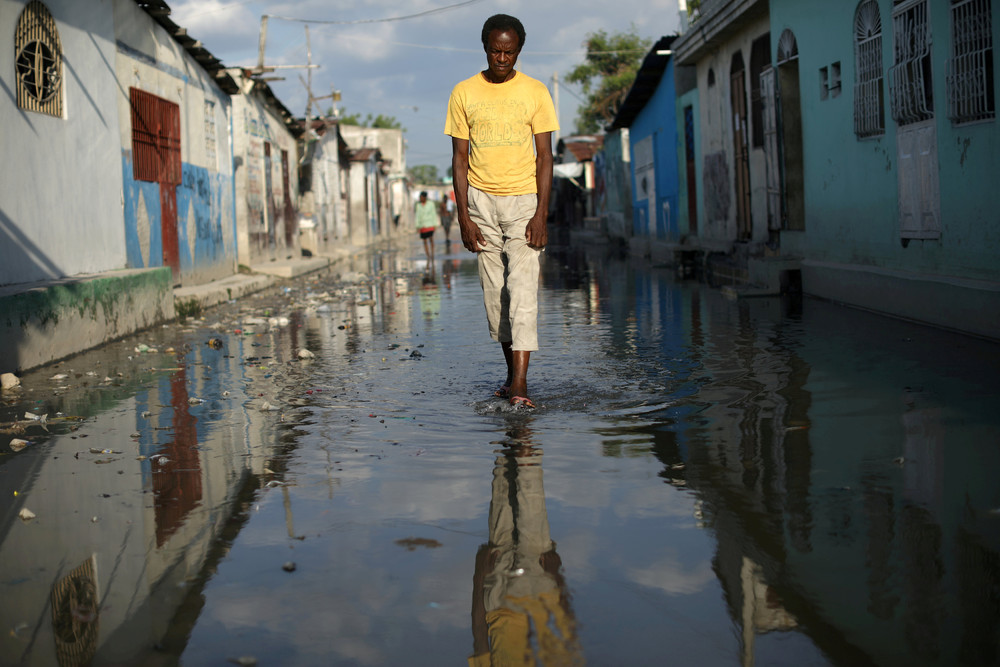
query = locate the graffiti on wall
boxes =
[703,151,731,224]
[245,108,273,141]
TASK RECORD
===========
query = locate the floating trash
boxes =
[298,349,315,359]
[19,508,36,522]
[9,439,29,452]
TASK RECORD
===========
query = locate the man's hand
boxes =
[525,212,547,249]
[459,217,486,253]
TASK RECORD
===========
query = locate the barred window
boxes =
[15,1,63,118]
[854,0,884,137]
[947,0,994,124]
[889,0,934,126]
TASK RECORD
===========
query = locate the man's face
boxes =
[484,29,520,83]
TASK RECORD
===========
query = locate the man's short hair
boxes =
[420,191,428,197]
[481,14,525,51]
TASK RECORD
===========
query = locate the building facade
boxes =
[673,0,1000,339]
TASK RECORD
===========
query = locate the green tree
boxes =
[409,164,440,184]
[336,110,404,131]
[337,109,365,125]
[566,27,652,134]
[371,114,402,129]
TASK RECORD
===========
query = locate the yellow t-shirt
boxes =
[444,71,559,196]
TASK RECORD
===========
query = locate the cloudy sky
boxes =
[170,0,682,175]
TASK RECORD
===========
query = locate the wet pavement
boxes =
[2,234,1000,666]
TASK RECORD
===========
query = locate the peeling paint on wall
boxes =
[703,151,730,223]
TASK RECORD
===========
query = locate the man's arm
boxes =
[526,131,553,249]
[451,137,486,253]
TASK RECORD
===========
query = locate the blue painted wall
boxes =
[122,153,236,285]
[629,59,681,242]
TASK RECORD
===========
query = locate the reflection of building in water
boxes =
[50,555,99,667]
[662,295,1000,665]
[0,343,276,664]
[738,557,796,667]
[470,433,582,666]
[153,370,204,546]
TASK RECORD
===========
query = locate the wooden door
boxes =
[730,55,752,240]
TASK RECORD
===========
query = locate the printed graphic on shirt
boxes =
[466,99,532,148]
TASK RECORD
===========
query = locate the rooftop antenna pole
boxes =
[305,25,313,120]
[257,15,269,72]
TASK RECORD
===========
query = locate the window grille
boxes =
[14,1,62,118]
[947,0,994,124]
[777,29,798,65]
[889,0,934,126]
[130,88,181,184]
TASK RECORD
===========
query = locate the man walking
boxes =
[445,13,558,409]
[414,190,439,263]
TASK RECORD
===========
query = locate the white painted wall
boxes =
[230,78,300,265]
[0,0,125,286]
[112,0,236,284]
[694,14,770,246]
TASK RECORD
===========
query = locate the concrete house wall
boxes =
[628,60,681,243]
[0,0,126,286]
[770,0,1000,339]
[675,86,701,243]
[113,0,236,286]
[231,79,300,265]
[298,124,349,255]
[597,128,632,242]
[685,12,771,249]
[347,151,378,248]
[340,125,409,235]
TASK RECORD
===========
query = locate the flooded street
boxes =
[3,235,1000,666]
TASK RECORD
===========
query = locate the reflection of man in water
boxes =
[469,430,581,665]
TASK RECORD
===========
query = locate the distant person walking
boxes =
[445,13,558,409]
[414,191,439,263]
[439,196,454,244]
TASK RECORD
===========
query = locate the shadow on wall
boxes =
[0,206,65,286]
[0,206,67,374]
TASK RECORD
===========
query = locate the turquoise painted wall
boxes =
[771,0,1000,282]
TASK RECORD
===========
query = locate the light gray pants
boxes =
[468,186,541,351]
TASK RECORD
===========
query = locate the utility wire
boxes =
[266,0,488,25]
[320,32,649,56]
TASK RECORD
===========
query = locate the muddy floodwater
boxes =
[2,236,1000,666]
